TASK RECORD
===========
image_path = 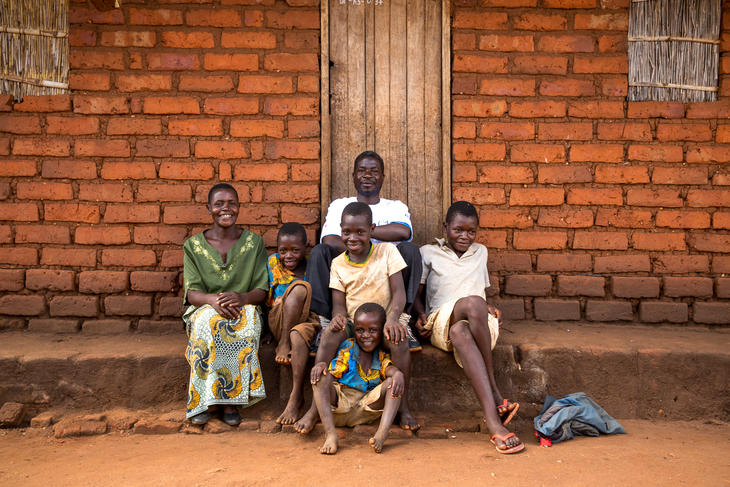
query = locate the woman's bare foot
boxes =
[293,407,318,434]
[275,397,302,425]
[274,341,292,365]
[398,410,420,431]
[368,434,386,454]
[320,433,338,455]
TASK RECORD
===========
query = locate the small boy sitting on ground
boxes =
[293,202,415,434]
[311,302,404,454]
[266,222,321,425]
[413,201,525,454]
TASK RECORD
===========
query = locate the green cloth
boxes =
[183,228,269,312]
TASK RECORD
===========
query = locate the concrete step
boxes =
[1,322,728,422]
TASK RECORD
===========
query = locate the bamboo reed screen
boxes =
[628,0,721,102]
[0,0,69,100]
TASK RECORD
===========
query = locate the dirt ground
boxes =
[0,419,728,486]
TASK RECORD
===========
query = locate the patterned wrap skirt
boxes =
[184,304,266,419]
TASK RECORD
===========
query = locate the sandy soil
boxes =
[1,419,728,487]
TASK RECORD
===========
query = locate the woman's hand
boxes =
[213,292,243,319]
[384,318,407,344]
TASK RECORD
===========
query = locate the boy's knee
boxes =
[449,320,471,344]
[287,282,309,300]
[459,295,486,314]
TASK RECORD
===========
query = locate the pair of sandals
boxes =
[190,408,241,427]
[491,399,524,454]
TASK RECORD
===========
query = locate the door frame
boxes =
[319,0,452,224]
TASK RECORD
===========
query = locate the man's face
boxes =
[353,157,384,198]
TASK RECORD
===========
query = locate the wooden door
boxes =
[321,0,451,245]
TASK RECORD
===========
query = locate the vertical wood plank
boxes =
[424,0,442,244]
[346,2,366,197]
[388,0,408,204]
[320,0,331,218]
[406,0,426,243]
[365,3,375,151]
[441,0,452,224]
[374,0,391,199]
[330,0,350,200]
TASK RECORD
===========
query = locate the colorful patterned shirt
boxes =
[328,338,392,392]
[266,253,306,307]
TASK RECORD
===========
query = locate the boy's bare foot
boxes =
[293,408,318,434]
[320,433,338,455]
[368,434,386,454]
[274,342,292,365]
[398,411,420,431]
[275,397,302,425]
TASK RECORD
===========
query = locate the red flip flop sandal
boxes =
[497,399,520,426]
[490,432,525,454]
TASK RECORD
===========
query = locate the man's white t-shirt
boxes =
[320,197,413,244]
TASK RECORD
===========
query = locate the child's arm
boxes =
[329,289,349,332]
[311,289,348,384]
[384,364,404,398]
[384,271,407,344]
[412,284,431,339]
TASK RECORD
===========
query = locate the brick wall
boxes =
[451,0,730,324]
[0,0,320,333]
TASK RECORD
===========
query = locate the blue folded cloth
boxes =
[534,392,625,444]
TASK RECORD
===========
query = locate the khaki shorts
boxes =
[332,382,385,427]
[424,298,499,368]
[268,281,321,348]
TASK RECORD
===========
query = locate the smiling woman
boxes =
[182,183,269,427]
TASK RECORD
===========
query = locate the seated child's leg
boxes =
[276,330,309,425]
[383,339,419,431]
[312,373,339,455]
[275,282,309,365]
[448,317,522,452]
[368,377,401,454]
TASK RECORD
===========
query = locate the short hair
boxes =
[278,222,307,245]
[208,183,238,204]
[354,302,386,326]
[353,150,384,173]
[445,200,478,224]
[342,201,373,226]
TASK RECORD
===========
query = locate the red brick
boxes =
[685,100,730,118]
[0,138,7,155]
[0,295,46,316]
[280,206,319,225]
[639,302,688,323]
[597,122,651,141]
[130,271,178,292]
[238,206,280,225]
[186,9,241,27]
[220,31,276,50]
[453,75,477,95]
[513,13,567,31]
[70,50,124,70]
[452,11,508,29]
[265,140,319,160]
[204,53,258,71]
[147,53,201,71]
[12,138,70,156]
[158,297,184,317]
[41,248,96,267]
[115,74,171,92]
[453,100,507,118]
[45,202,100,223]
[510,144,565,162]
[238,75,294,94]
[504,275,553,296]
[453,143,506,161]
[179,75,234,93]
[102,249,156,268]
[81,319,132,334]
[612,277,659,298]
[573,56,627,74]
[598,34,628,53]
[627,145,683,162]
[663,277,713,298]
[537,35,594,53]
[69,73,111,91]
[244,10,264,27]
[537,208,593,228]
[103,204,160,223]
[512,55,567,74]
[69,27,97,46]
[100,31,156,48]
[717,125,730,143]
[158,161,214,180]
[453,32,476,50]
[479,78,535,97]
[41,160,96,179]
[134,225,188,245]
[653,255,709,274]
[656,123,712,142]
[24,269,74,291]
[585,301,633,321]
[46,116,100,135]
[685,146,730,163]
[573,231,628,250]
[594,254,650,273]
[632,232,686,251]
[568,101,624,118]
[653,167,707,186]
[74,96,129,114]
[569,144,624,162]
[601,77,628,97]
[0,247,37,265]
[165,119,221,137]
[234,163,288,181]
[557,275,605,297]
[49,296,98,317]
[478,165,534,183]
[539,79,594,96]
[128,8,183,25]
[107,118,162,135]
[534,299,581,321]
[264,53,317,72]
[453,121,476,139]
[479,34,534,52]
[626,189,682,207]
[689,234,730,253]
[627,102,684,118]
[478,209,533,229]
[537,254,592,272]
[693,303,730,324]
[263,184,318,203]
[135,184,190,204]
[509,100,565,118]
[513,231,566,250]
[595,208,652,228]
[14,95,71,112]
[717,278,730,298]
[75,226,131,245]
[283,30,318,50]
[655,210,710,229]
[265,10,319,29]
[230,120,284,138]
[78,271,128,294]
[452,187,506,205]
[453,164,477,182]
[487,253,533,272]
[453,55,508,74]
[104,295,152,316]
[714,212,730,230]
[160,31,214,49]
[101,162,157,179]
[543,0,595,6]
[0,202,38,221]
[144,97,200,114]
[15,225,70,244]
[16,182,73,200]
[0,115,41,134]
[567,188,622,205]
[136,139,190,158]
[509,188,564,206]
[538,122,592,140]
[479,122,534,141]
[0,269,24,291]
[194,141,248,159]
[76,139,130,158]
[27,319,80,333]
[574,13,628,30]
[204,97,259,115]
[594,166,649,184]
[160,250,183,269]
[297,75,318,93]
[713,172,730,185]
